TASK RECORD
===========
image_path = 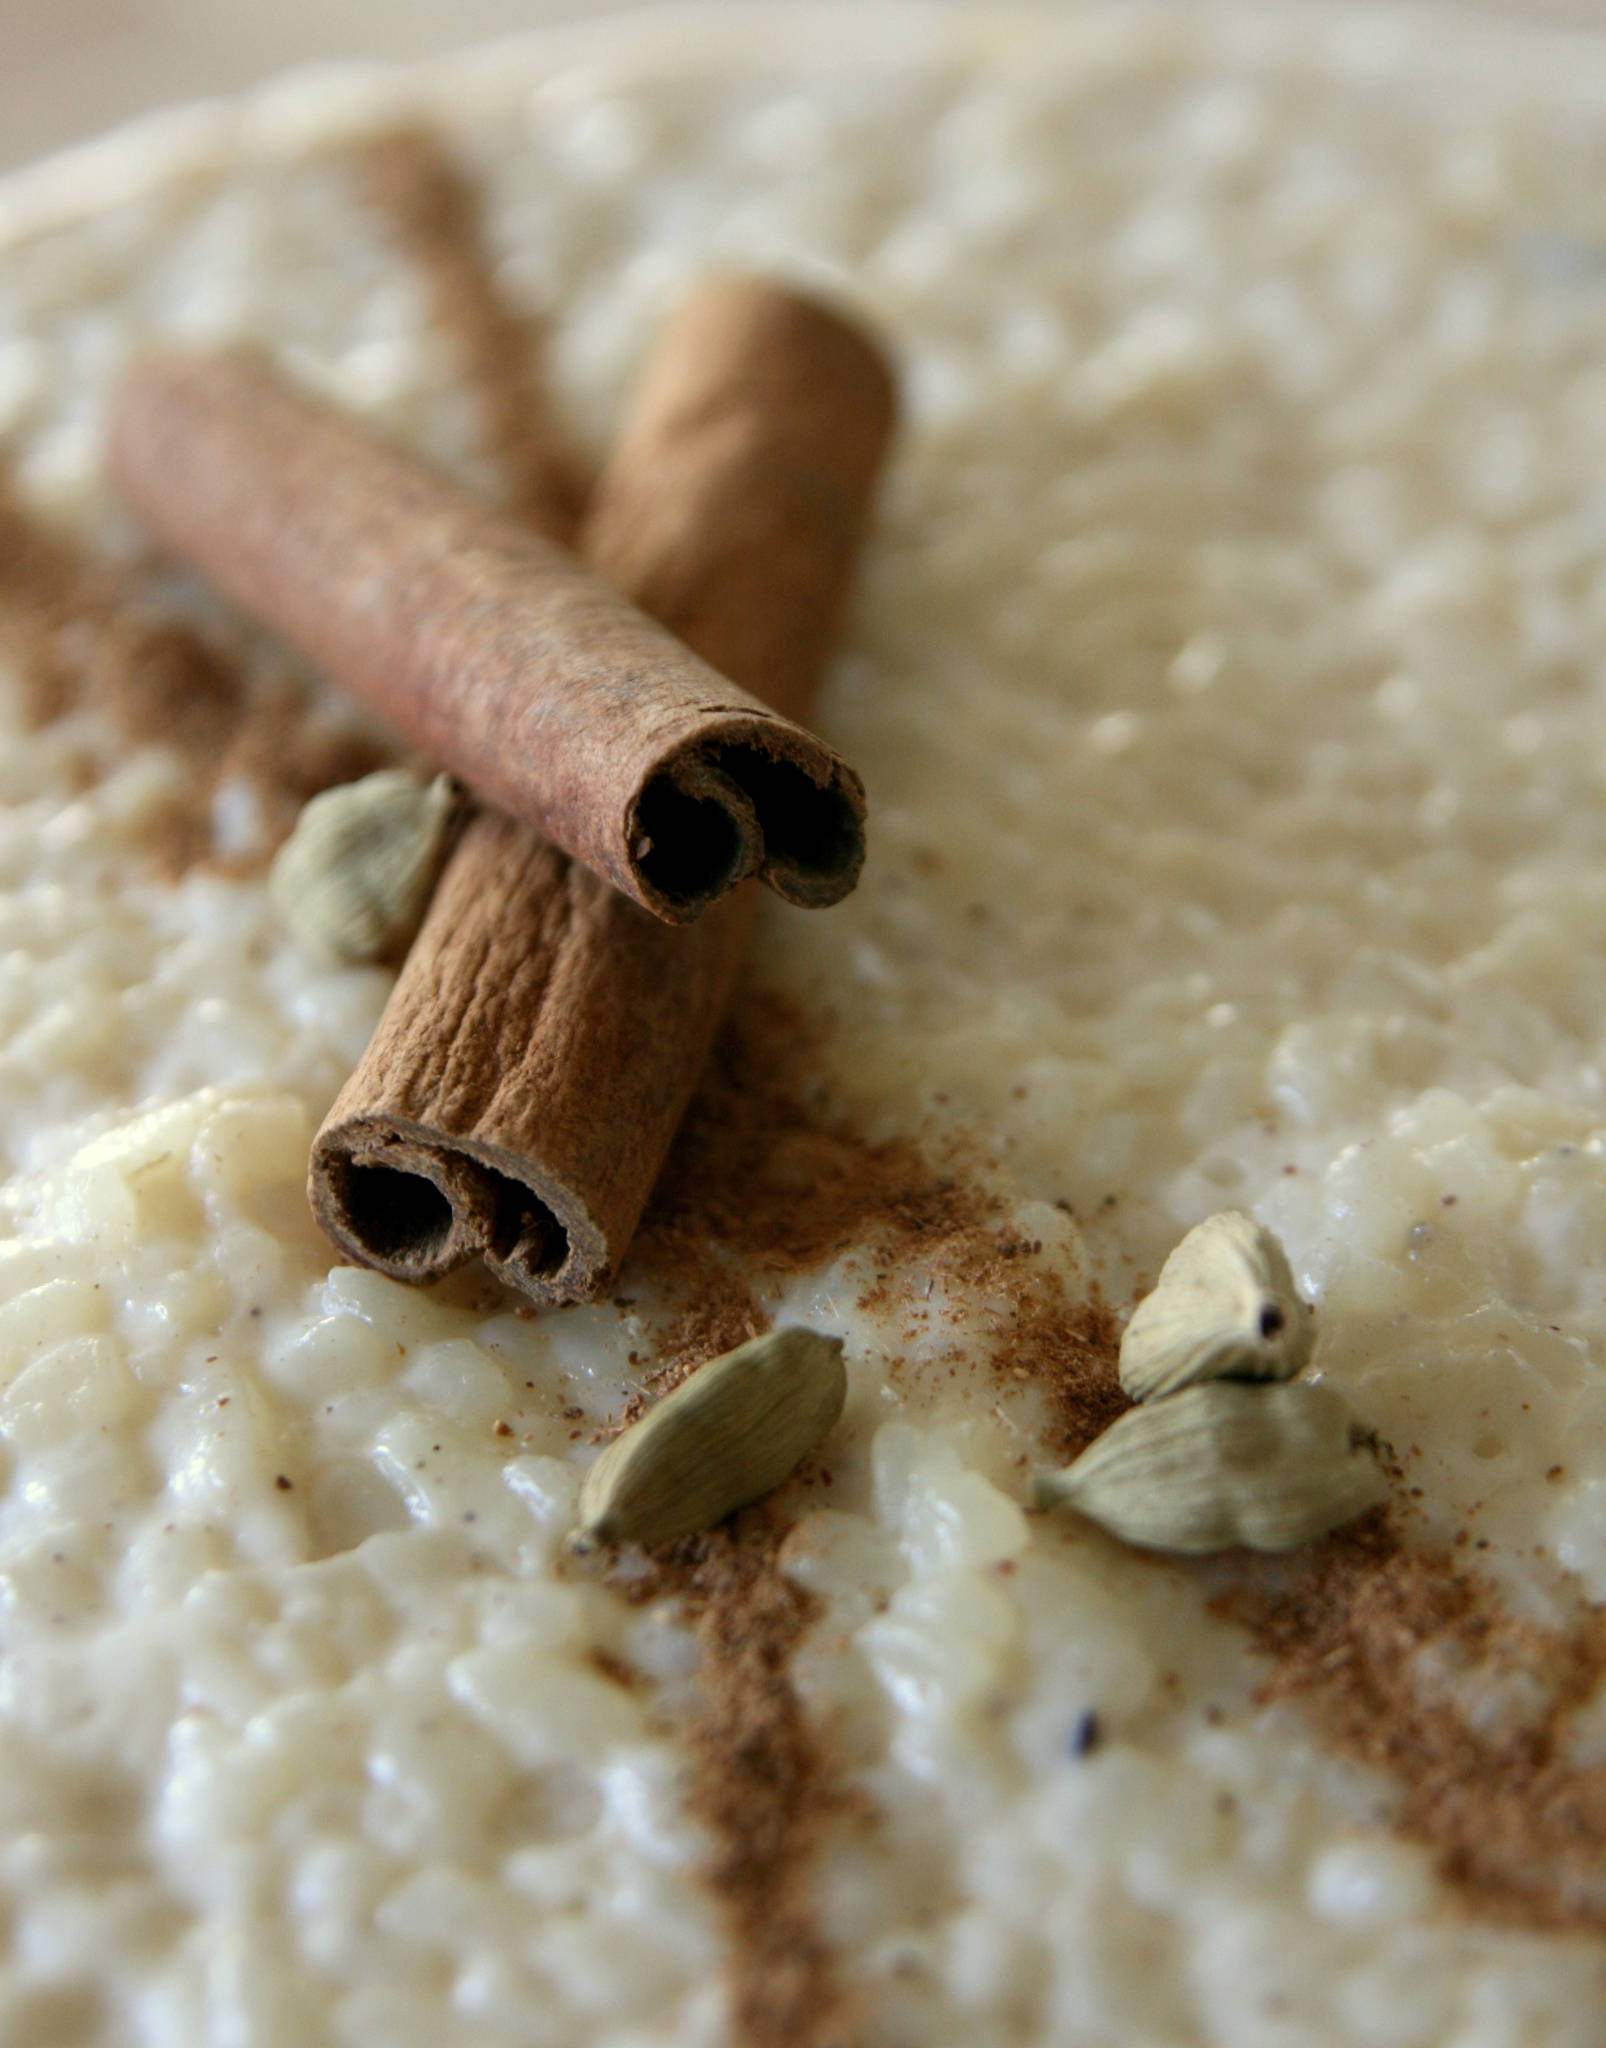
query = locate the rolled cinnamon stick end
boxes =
[108,345,868,922]
[308,277,897,1302]
[311,813,757,1299]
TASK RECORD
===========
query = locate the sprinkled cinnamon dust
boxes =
[596,991,1129,2043]
[629,991,1125,1458]
[621,1505,862,2048]
[0,478,96,727]
[0,472,398,872]
[351,126,585,543]
[1223,1512,1606,1936]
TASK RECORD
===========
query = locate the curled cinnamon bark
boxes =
[109,343,868,922]
[308,276,896,1302]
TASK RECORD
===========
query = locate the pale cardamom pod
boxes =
[574,1326,847,1551]
[1119,1209,1314,1402]
[1033,1380,1385,1555]
[269,768,461,965]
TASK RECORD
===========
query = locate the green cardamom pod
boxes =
[269,768,461,965]
[1119,1209,1314,1402]
[574,1326,847,1551]
[1033,1380,1385,1555]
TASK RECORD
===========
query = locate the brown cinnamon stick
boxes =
[308,277,896,1303]
[107,343,868,923]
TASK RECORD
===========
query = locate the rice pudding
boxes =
[2,6,1606,2043]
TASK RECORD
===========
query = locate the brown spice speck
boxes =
[588,1646,640,1692]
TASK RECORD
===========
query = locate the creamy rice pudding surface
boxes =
[3,4,1606,2043]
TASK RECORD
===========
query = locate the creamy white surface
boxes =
[2,6,1606,2043]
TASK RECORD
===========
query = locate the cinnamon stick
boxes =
[107,344,868,923]
[308,277,896,1303]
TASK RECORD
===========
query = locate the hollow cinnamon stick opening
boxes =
[308,276,896,1302]
[108,343,868,923]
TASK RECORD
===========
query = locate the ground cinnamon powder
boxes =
[351,127,585,542]
[0,472,399,872]
[1223,1512,1606,1935]
[628,991,1125,1461]
[0,477,97,726]
[623,1506,862,2048]
[602,992,1128,2044]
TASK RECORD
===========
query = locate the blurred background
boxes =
[5,0,1606,177]
[2,0,625,173]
